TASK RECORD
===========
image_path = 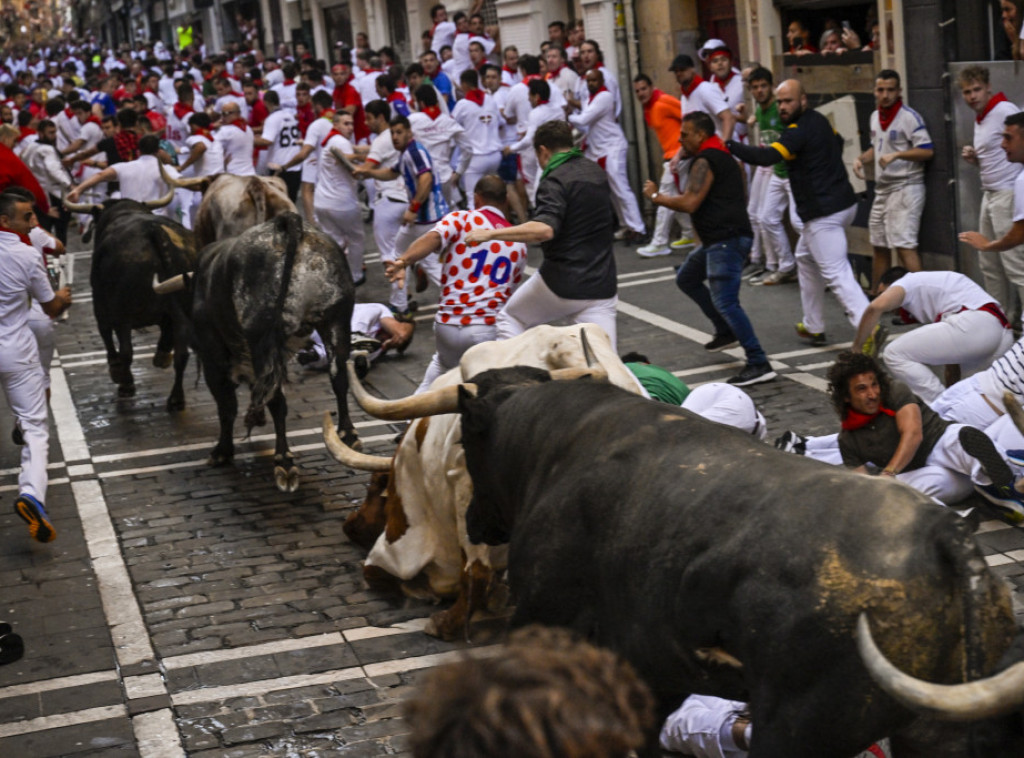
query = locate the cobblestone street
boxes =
[2,224,1023,757]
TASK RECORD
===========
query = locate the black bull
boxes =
[89,200,197,410]
[190,212,359,491]
[447,368,1024,757]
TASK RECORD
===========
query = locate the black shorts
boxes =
[498,152,518,182]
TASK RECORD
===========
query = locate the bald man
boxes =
[727,80,872,350]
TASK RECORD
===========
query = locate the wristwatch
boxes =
[650,191,659,200]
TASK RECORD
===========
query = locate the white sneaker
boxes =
[636,243,672,258]
[670,235,696,249]
[613,228,630,241]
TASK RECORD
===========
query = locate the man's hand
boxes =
[878,153,896,169]
[962,145,978,165]
[502,145,511,157]
[402,208,417,225]
[267,162,282,172]
[643,179,658,200]
[841,28,862,49]
[352,166,369,179]
[47,206,59,219]
[959,231,990,250]
[384,259,406,288]
[65,186,81,203]
[853,156,865,179]
[465,229,492,246]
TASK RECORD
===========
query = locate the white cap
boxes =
[697,38,731,61]
[681,383,768,441]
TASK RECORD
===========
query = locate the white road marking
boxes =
[132,709,186,758]
[169,667,365,706]
[0,705,127,738]
[123,674,168,699]
[162,632,345,670]
[0,670,118,701]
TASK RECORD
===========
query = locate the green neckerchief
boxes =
[540,147,583,181]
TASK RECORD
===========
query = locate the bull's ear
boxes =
[456,383,478,411]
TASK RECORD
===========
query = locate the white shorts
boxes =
[869,183,925,249]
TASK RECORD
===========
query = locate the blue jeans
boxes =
[675,236,768,366]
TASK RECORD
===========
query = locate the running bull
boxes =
[64,192,196,410]
[156,212,358,492]
[323,325,642,641]
[162,170,296,248]
[383,366,1024,756]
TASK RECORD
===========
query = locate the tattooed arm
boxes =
[642,157,713,214]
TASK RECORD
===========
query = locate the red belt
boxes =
[942,302,1010,329]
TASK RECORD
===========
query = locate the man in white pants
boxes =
[504,79,564,205]
[451,69,503,211]
[364,100,412,313]
[314,111,365,285]
[956,65,1024,317]
[0,190,72,543]
[464,120,618,348]
[408,84,468,209]
[385,176,526,392]
[568,68,645,241]
[727,79,870,348]
[852,268,1013,403]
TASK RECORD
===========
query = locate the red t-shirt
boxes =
[333,81,368,143]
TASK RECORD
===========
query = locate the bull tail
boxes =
[246,176,268,224]
[245,212,303,434]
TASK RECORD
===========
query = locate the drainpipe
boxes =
[614,0,647,211]
[940,0,959,270]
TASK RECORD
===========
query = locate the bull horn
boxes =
[143,184,176,209]
[322,412,393,471]
[856,613,1024,721]
[580,326,597,367]
[152,273,189,294]
[1003,391,1024,438]
[347,362,470,420]
[549,366,608,382]
[159,161,207,190]
[62,191,99,213]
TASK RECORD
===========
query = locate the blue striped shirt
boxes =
[398,139,449,224]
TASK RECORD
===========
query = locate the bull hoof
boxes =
[425,609,461,642]
[207,447,233,467]
[166,395,185,413]
[343,432,362,451]
[274,465,300,493]
[107,363,122,384]
[117,383,136,398]
[152,350,173,369]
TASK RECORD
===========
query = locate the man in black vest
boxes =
[644,111,775,386]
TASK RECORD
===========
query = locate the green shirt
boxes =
[626,363,690,405]
[755,100,788,179]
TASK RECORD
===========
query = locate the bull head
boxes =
[346,362,608,421]
[857,613,1024,721]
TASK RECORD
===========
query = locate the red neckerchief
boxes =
[536,98,550,105]
[588,85,608,104]
[85,115,101,126]
[842,406,896,431]
[192,128,213,142]
[283,79,295,86]
[713,70,734,92]
[0,225,31,245]
[698,134,730,154]
[18,126,35,141]
[643,89,664,112]
[546,65,563,80]
[878,98,903,131]
[502,65,517,75]
[387,91,407,103]
[681,75,704,98]
[173,102,193,119]
[523,74,542,84]
[321,128,344,147]
[463,88,485,106]
[977,92,1009,124]
[421,104,442,120]
[64,107,74,119]
[226,117,248,131]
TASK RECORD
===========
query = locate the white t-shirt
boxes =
[366,129,407,201]
[111,154,180,202]
[869,104,933,193]
[712,70,747,140]
[302,116,334,183]
[1013,168,1024,224]
[432,20,457,55]
[681,80,730,138]
[894,271,997,323]
[270,80,298,112]
[165,108,193,148]
[262,109,302,171]
[569,90,626,157]
[0,231,54,371]
[352,302,392,335]
[509,101,565,154]
[408,111,466,182]
[975,98,1022,191]
[184,134,224,177]
[314,133,359,209]
[214,122,255,176]
[354,71,383,106]
[451,93,502,155]
[574,64,621,117]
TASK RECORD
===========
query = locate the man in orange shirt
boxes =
[633,73,693,257]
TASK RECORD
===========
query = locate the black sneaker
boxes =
[728,363,777,386]
[704,333,739,352]
[960,426,1015,491]
[774,430,807,455]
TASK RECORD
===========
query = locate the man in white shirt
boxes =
[66,135,180,218]
[853,268,1014,403]
[430,4,457,57]
[20,120,73,242]
[214,101,255,176]
[501,46,521,87]
[176,112,223,226]
[0,190,72,543]
[700,39,747,144]
[505,79,564,204]
[314,111,365,284]
[452,13,495,81]
[956,65,1024,316]
[570,40,620,117]
[569,68,645,239]
[408,84,469,208]
[270,62,299,113]
[272,90,335,222]
[213,76,249,121]
[255,90,301,201]
[451,69,502,210]
[544,46,578,105]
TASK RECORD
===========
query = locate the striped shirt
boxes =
[869,104,933,193]
[988,337,1024,401]
[395,138,449,224]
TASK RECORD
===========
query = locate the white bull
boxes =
[324,324,642,639]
